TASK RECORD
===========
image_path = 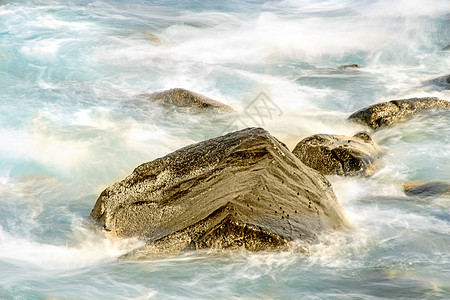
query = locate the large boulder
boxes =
[90,128,349,260]
[348,97,450,129]
[141,88,234,112]
[292,132,380,177]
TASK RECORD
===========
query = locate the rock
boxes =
[442,44,450,51]
[144,32,162,44]
[90,128,350,260]
[348,97,450,129]
[426,74,450,90]
[403,181,450,197]
[141,88,234,112]
[338,64,359,70]
[291,132,380,177]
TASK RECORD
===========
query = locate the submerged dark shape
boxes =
[425,74,450,90]
[144,32,162,44]
[337,64,359,70]
[90,128,349,260]
[292,132,380,177]
[403,181,450,197]
[348,97,450,129]
[141,88,234,112]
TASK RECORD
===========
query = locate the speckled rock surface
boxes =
[142,88,234,112]
[348,97,450,129]
[292,132,380,177]
[90,128,349,260]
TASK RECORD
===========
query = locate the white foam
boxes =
[21,39,64,59]
[358,0,450,18]
[0,223,144,271]
[32,15,91,31]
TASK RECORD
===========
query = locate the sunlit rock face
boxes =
[348,97,450,129]
[141,88,234,112]
[90,128,349,260]
[292,132,381,177]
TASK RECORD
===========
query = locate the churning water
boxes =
[0,0,449,299]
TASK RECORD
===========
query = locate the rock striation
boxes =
[292,132,380,177]
[141,88,234,112]
[90,128,349,260]
[348,97,450,129]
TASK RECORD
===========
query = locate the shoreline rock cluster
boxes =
[90,87,450,260]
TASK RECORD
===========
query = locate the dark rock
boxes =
[426,74,450,90]
[292,132,380,177]
[348,97,450,129]
[338,64,359,70]
[141,88,234,112]
[442,44,450,51]
[403,181,450,197]
[90,128,349,260]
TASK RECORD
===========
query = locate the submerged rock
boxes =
[144,32,163,44]
[425,74,450,90]
[348,97,450,129]
[403,181,450,197]
[141,88,234,112]
[292,132,380,177]
[337,64,359,70]
[90,128,349,260]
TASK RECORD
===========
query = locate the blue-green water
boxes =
[1,0,449,299]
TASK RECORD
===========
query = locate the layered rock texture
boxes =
[292,132,380,177]
[142,88,234,112]
[90,128,349,260]
[348,97,450,129]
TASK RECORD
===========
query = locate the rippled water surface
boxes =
[1,0,449,299]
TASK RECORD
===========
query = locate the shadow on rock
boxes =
[292,132,381,177]
[403,181,450,197]
[90,128,350,260]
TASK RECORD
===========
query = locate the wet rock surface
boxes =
[426,74,450,90]
[90,128,349,260]
[141,88,234,112]
[403,181,450,197]
[348,97,450,129]
[292,132,380,177]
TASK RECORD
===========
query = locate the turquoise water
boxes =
[1,0,449,299]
